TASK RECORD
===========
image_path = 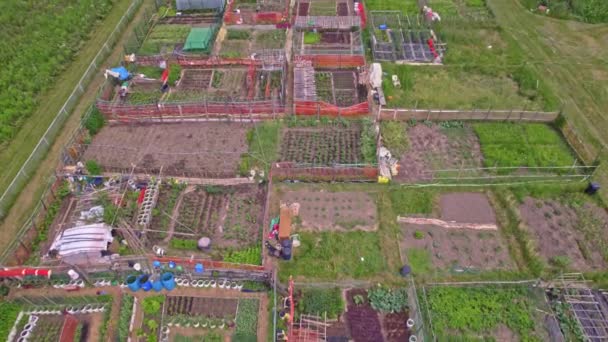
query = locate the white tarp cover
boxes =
[50,223,113,257]
[370,63,382,89]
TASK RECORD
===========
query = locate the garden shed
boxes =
[183,27,215,52]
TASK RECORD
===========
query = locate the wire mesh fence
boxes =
[0,0,144,224]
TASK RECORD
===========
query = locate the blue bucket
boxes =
[161,272,176,291]
[379,24,387,30]
[126,275,140,292]
[152,279,163,292]
[139,275,153,292]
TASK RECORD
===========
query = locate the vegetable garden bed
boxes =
[280,126,364,165]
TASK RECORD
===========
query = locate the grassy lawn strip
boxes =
[239,121,281,175]
[473,123,576,169]
[364,0,419,13]
[425,285,546,341]
[279,231,387,282]
[138,24,191,55]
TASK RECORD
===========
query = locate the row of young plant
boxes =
[118,295,135,342]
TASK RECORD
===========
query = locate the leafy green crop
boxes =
[0,302,21,341]
[367,285,408,313]
[142,295,165,315]
[427,286,540,340]
[118,295,135,341]
[224,246,262,265]
[299,288,344,319]
[234,299,259,341]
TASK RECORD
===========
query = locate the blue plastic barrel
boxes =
[139,275,153,292]
[168,261,176,269]
[126,275,140,292]
[281,239,293,260]
[152,279,163,292]
[161,272,176,291]
[153,260,161,268]
[194,263,204,274]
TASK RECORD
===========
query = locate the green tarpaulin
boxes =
[183,27,214,52]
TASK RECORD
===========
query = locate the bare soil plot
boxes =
[439,192,496,224]
[280,127,363,165]
[400,192,511,270]
[82,122,251,178]
[282,190,377,231]
[178,69,213,90]
[394,123,483,183]
[519,197,608,270]
[401,225,512,270]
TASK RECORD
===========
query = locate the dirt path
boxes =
[0,0,155,253]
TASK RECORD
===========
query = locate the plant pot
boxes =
[230,282,238,289]
[203,280,211,288]
[409,336,418,342]
[29,316,39,324]
[20,330,31,338]
[407,318,415,328]
[190,280,197,287]
[236,283,243,290]
[196,280,205,287]
[75,280,85,287]
[210,280,217,288]
[83,305,93,313]
[219,323,225,329]
[219,280,226,289]
[23,324,34,332]
[193,322,200,328]
[162,326,170,334]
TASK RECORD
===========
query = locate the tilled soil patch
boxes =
[282,190,377,231]
[345,289,383,342]
[394,124,483,183]
[439,192,496,224]
[83,122,251,178]
[401,225,513,270]
[519,197,608,270]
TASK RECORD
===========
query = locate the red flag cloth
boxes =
[161,68,169,84]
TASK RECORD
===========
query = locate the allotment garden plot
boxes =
[282,190,377,231]
[81,122,251,178]
[399,192,513,272]
[280,126,364,165]
[386,122,582,183]
[143,183,266,261]
[519,195,608,271]
[370,11,446,63]
[218,29,286,59]
[423,284,556,341]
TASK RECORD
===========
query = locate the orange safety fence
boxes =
[296,54,365,68]
[272,162,378,182]
[97,99,285,120]
[295,100,369,117]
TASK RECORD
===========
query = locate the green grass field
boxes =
[364,0,419,13]
[473,123,576,169]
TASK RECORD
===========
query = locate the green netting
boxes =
[183,27,214,52]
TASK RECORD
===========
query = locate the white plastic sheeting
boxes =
[369,63,382,89]
[49,223,113,257]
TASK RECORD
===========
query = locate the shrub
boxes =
[224,246,262,265]
[84,107,105,135]
[85,160,102,175]
[413,231,425,239]
[361,119,377,164]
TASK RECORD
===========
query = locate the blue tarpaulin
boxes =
[110,66,130,81]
